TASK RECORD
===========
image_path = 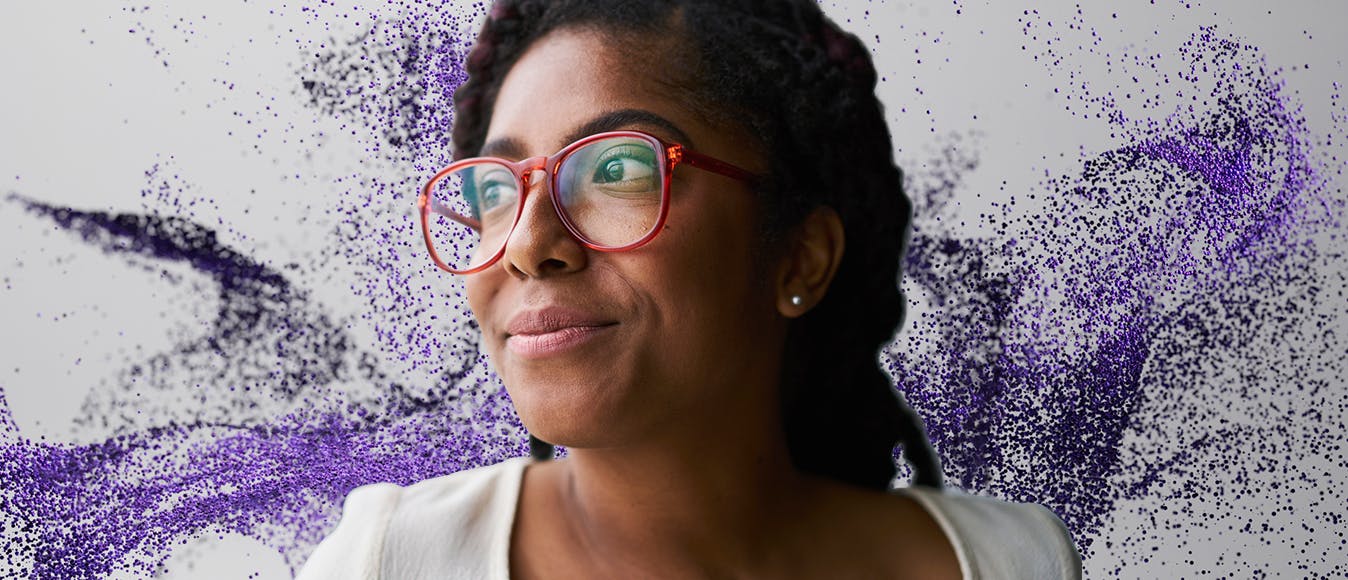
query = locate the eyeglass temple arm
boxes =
[426,196,482,231]
[667,145,761,186]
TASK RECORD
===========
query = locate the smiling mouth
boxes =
[505,323,618,359]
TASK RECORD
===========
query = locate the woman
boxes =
[300,0,1082,578]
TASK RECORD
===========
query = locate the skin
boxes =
[463,27,960,580]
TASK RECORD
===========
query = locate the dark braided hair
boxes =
[453,0,943,490]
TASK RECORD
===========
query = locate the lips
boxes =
[502,306,619,359]
[505,306,618,337]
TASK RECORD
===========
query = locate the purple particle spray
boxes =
[889,18,1345,575]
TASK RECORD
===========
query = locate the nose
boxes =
[500,167,588,279]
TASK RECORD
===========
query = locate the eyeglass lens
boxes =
[427,135,664,272]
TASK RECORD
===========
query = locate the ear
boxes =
[776,206,845,318]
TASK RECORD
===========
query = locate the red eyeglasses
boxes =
[418,130,758,274]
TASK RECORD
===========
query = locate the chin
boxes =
[504,368,644,449]
[515,405,630,450]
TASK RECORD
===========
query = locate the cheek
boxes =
[463,277,499,348]
[464,280,484,322]
[649,212,762,332]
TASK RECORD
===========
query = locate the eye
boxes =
[473,170,517,214]
[598,158,630,182]
[589,144,657,193]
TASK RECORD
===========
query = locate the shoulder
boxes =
[896,486,1083,580]
[296,457,532,580]
[295,481,403,580]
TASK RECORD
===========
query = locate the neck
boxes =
[554,410,820,572]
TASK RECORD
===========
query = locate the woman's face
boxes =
[464,28,787,448]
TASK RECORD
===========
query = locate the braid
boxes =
[451,0,540,161]
[453,0,942,490]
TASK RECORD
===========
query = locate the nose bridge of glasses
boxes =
[510,157,564,230]
[512,156,549,189]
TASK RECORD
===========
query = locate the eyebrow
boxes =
[477,109,695,160]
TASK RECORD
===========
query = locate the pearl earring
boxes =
[790,295,803,306]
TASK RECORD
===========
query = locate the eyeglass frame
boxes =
[418,129,760,275]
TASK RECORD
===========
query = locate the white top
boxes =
[297,457,1082,579]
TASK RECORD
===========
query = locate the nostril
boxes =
[537,257,569,273]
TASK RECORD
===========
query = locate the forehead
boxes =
[484,27,701,156]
